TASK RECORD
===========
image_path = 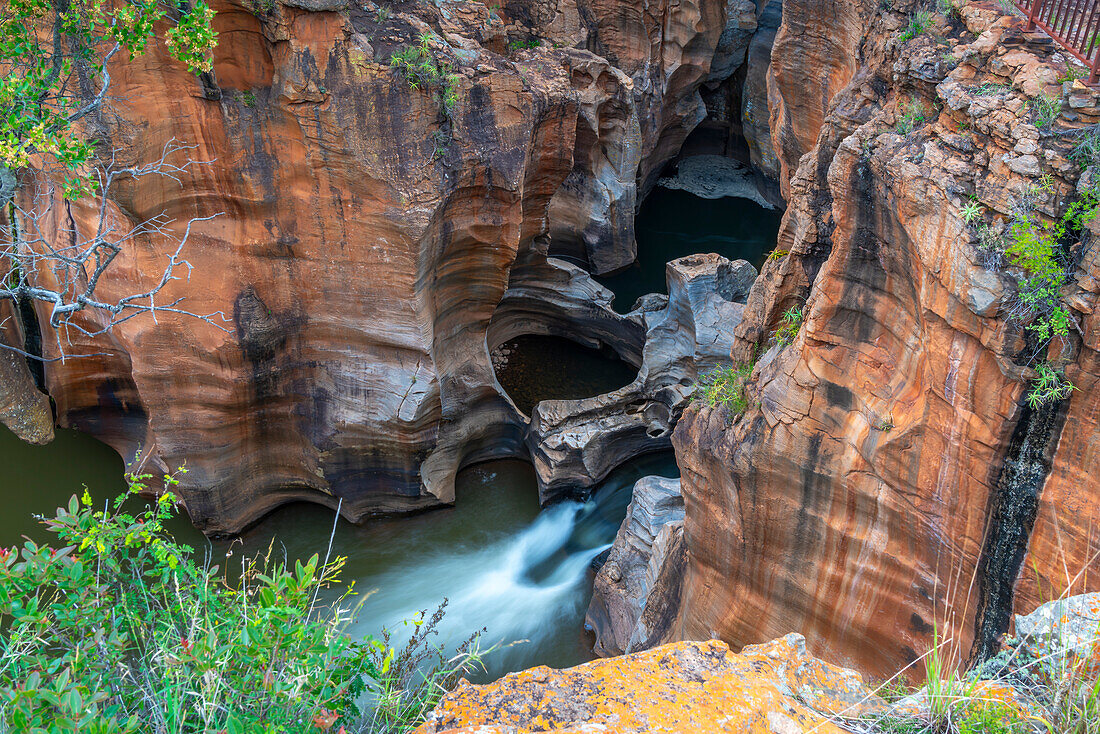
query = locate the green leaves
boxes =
[1026,362,1075,409]
[0,474,373,733]
[693,360,756,415]
[0,0,218,196]
[389,33,461,119]
[776,304,805,346]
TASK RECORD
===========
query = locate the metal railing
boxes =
[1015,0,1100,82]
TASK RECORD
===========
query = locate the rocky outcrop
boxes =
[415,635,884,734]
[0,303,52,445]
[1014,592,1100,676]
[586,474,685,657]
[527,253,755,501]
[670,1,1100,681]
[14,0,765,533]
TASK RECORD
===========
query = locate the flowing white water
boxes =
[348,484,624,678]
[0,421,680,681]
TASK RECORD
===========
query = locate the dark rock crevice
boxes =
[970,395,1069,664]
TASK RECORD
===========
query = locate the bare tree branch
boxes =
[1,140,231,361]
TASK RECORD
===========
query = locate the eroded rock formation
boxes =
[586,474,685,657]
[670,0,1100,680]
[526,253,755,501]
[8,0,779,532]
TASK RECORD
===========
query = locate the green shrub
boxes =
[1029,94,1062,129]
[0,471,487,733]
[1004,187,1096,344]
[507,38,541,52]
[694,362,755,415]
[776,305,804,346]
[899,10,933,42]
[390,33,461,117]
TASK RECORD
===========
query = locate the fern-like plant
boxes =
[776,305,804,346]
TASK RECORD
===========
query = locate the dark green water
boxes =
[597,187,784,311]
[492,334,638,415]
[0,421,678,680]
[0,424,129,545]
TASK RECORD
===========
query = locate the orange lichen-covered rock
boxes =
[415,636,884,734]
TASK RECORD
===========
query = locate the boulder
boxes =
[415,636,885,734]
[586,475,685,656]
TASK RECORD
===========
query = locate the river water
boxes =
[0,420,676,680]
[0,187,774,681]
[597,186,783,310]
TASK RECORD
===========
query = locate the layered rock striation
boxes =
[671,0,1100,680]
[7,0,781,532]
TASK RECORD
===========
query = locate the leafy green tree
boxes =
[0,0,220,356]
[1,0,217,200]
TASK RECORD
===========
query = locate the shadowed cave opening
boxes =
[490,334,638,416]
[596,185,783,311]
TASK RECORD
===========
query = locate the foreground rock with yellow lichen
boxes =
[415,635,885,734]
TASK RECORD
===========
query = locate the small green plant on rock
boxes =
[507,38,541,52]
[1058,63,1088,84]
[975,82,1013,97]
[242,89,257,107]
[776,305,804,346]
[694,361,755,415]
[1026,361,1075,408]
[899,9,933,42]
[767,248,790,262]
[936,0,962,19]
[961,199,983,223]
[897,98,928,134]
[1029,93,1063,129]
[390,33,462,117]
[1070,124,1100,170]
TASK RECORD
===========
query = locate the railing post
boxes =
[1025,0,1042,31]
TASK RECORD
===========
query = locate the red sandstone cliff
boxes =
[671,0,1100,680]
[5,0,739,533]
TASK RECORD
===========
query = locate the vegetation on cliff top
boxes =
[0,470,488,733]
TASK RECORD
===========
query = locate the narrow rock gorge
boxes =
[663,0,1100,680]
[4,0,766,533]
[4,0,1100,706]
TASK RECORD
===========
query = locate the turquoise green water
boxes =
[0,422,678,680]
